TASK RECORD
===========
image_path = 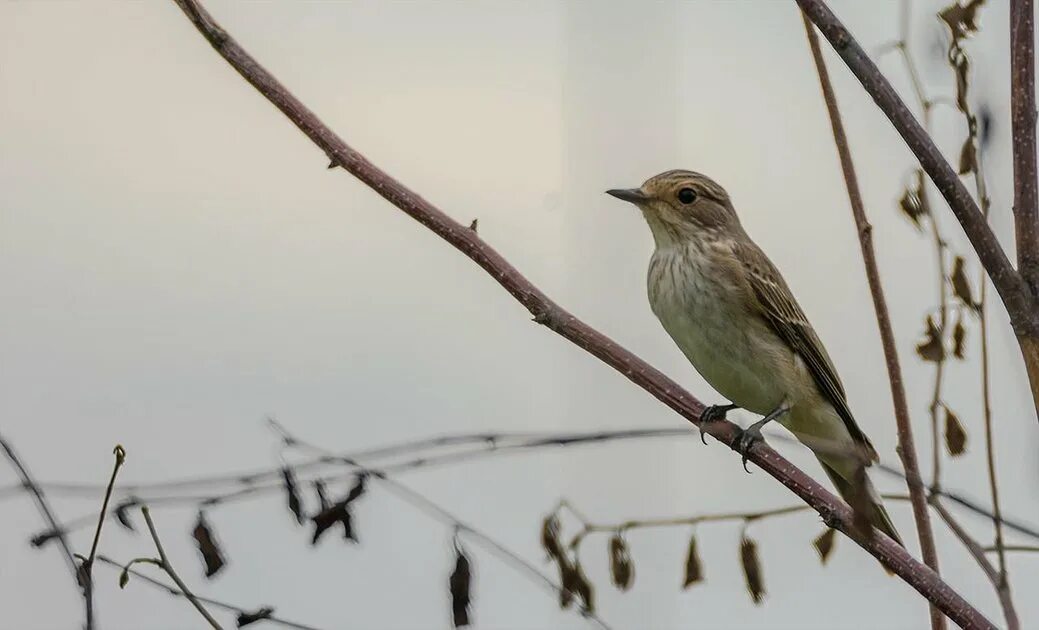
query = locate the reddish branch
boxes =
[1011,0,1039,290]
[168,0,994,626]
[800,15,944,630]
[796,0,1038,338]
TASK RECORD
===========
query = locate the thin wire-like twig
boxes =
[97,555,321,630]
[0,432,89,628]
[18,427,1039,543]
[141,506,224,630]
[562,494,913,550]
[79,444,127,624]
[801,15,944,629]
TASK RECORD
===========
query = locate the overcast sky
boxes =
[1,1,1036,629]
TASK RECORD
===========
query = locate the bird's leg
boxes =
[736,403,790,473]
[697,403,739,444]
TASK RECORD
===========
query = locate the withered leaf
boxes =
[608,533,634,591]
[951,49,971,113]
[450,542,472,628]
[897,171,929,229]
[30,529,60,548]
[570,558,595,613]
[192,511,226,578]
[557,559,574,609]
[952,313,967,359]
[682,533,704,588]
[813,528,837,564]
[958,137,977,174]
[114,500,137,532]
[310,477,365,545]
[939,0,986,43]
[739,535,766,605]
[119,567,130,589]
[540,515,564,561]
[281,467,304,526]
[237,607,275,627]
[951,257,980,313]
[945,407,968,456]
[916,315,945,362]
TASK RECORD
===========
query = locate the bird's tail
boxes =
[818,457,903,547]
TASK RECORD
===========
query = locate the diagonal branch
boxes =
[800,14,944,630]
[1011,0,1039,290]
[166,1,994,626]
[796,0,1037,339]
[0,432,91,629]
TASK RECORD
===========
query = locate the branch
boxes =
[801,15,944,630]
[0,432,90,629]
[141,506,224,630]
[1011,0,1039,289]
[796,0,1037,338]
[163,3,991,623]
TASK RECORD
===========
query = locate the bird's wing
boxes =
[734,241,878,461]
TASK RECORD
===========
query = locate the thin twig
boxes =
[0,432,89,629]
[970,77,1011,616]
[163,1,995,623]
[81,445,127,609]
[141,506,224,630]
[801,15,944,630]
[97,555,321,630]
[563,495,912,550]
[932,501,1019,629]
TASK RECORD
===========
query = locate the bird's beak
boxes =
[606,188,649,204]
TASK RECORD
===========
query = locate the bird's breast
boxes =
[647,244,791,414]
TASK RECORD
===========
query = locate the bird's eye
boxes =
[677,187,698,204]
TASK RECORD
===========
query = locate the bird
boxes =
[607,169,902,545]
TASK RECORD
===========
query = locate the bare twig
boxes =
[1011,0,1039,290]
[801,15,944,629]
[97,555,321,630]
[0,432,89,628]
[795,0,1036,338]
[163,1,995,623]
[79,444,127,624]
[141,506,224,630]
[562,495,912,550]
[932,502,1019,630]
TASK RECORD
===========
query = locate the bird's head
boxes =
[607,169,741,246]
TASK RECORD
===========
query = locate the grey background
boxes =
[1,1,1035,628]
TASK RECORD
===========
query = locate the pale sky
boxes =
[1,1,1036,629]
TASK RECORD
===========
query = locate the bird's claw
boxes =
[698,404,737,445]
[736,425,765,473]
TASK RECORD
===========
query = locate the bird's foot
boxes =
[735,423,766,473]
[698,403,738,444]
[735,404,790,473]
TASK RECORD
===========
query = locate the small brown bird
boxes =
[608,169,901,544]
